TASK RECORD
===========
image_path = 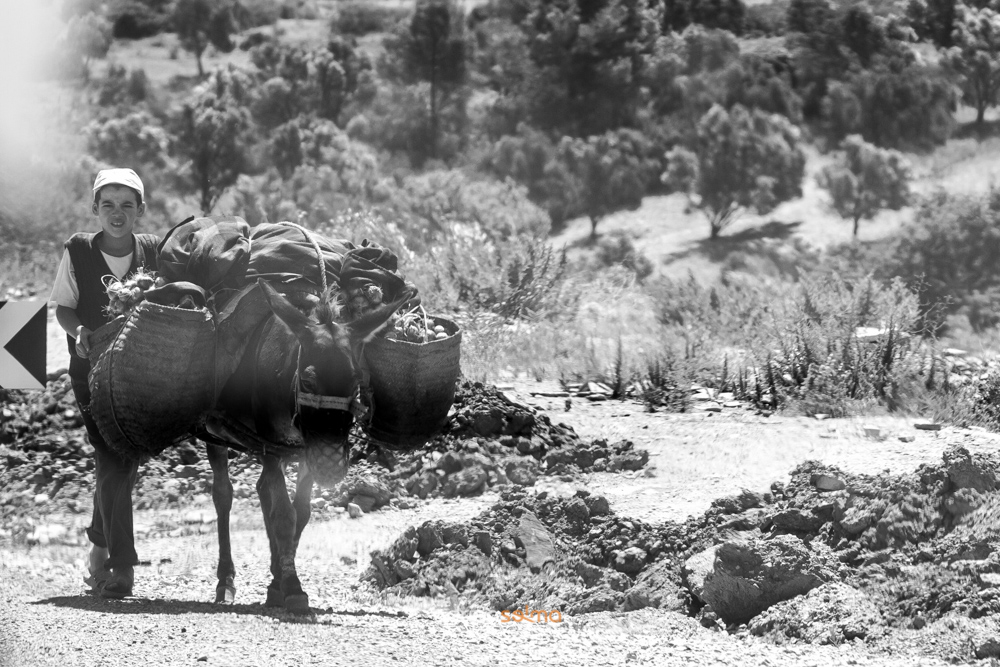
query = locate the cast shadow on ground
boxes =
[663,220,802,265]
[31,595,411,623]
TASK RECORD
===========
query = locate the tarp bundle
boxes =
[156,216,410,303]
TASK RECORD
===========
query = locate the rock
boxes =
[472,530,492,557]
[624,560,687,612]
[175,465,200,479]
[748,582,885,643]
[505,460,538,487]
[388,527,418,562]
[394,560,416,581]
[405,472,439,499]
[712,489,763,514]
[943,446,997,493]
[452,466,488,496]
[944,487,986,519]
[770,508,824,532]
[417,522,445,557]
[683,535,837,625]
[567,586,622,615]
[837,506,876,535]
[575,561,605,587]
[563,497,590,531]
[514,511,557,573]
[811,473,846,492]
[310,497,327,510]
[351,494,377,513]
[584,494,611,517]
[437,451,464,474]
[607,451,649,472]
[442,523,469,547]
[348,475,393,506]
[914,421,942,431]
[347,503,364,519]
[612,546,648,576]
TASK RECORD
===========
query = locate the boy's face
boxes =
[92,184,144,239]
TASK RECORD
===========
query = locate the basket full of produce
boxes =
[87,272,217,461]
[363,305,461,449]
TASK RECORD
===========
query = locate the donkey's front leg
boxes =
[259,455,309,614]
[206,443,236,604]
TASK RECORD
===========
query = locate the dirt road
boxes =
[4,371,992,666]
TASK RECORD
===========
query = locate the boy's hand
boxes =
[75,326,93,358]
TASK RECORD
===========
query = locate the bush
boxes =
[886,188,1000,333]
[108,0,172,39]
[95,65,150,107]
[645,271,924,413]
[596,232,654,282]
[332,2,409,36]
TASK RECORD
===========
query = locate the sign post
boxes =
[0,300,47,390]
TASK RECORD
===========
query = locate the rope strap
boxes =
[277,221,327,294]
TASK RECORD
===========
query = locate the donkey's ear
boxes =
[259,279,310,334]
[348,286,418,343]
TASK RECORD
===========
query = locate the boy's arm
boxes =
[56,305,92,357]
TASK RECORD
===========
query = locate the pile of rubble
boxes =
[362,443,1000,664]
[0,376,650,535]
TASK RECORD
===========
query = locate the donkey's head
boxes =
[258,279,414,486]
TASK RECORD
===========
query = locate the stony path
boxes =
[6,376,997,666]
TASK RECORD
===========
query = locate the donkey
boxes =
[197,278,412,613]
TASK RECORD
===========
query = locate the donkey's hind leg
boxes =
[206,443,236,604]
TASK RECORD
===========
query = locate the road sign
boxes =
[0,300,46,390]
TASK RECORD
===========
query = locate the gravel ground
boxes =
[1,322,995,665]
[4,377,997,666]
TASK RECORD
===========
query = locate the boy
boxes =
[50,168,160,599]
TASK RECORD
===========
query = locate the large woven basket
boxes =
[363,316,461,449]
[88,301,217,461]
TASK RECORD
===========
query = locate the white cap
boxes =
[93,168,144,203]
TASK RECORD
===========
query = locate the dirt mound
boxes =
[337,381,649,510]
[361,443,1000,663]
[1,377,650,536]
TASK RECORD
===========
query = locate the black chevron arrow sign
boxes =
[0,300,46,390]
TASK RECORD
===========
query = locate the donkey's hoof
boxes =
[284,593,310,615]
[215,584,236,604]
[265,585,284,608]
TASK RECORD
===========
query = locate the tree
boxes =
[554,128,659,240]
[822,60,956,150]
[64,11,113,80]
[818,135,910,238]
[86,112,171,168]
[943,4,1000,128]
[172,67,251,213]
[173,0,236,77]
[662,104,805,240]
[381,0,468,161]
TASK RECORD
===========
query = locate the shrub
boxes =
[332,2,410,36]
[86,111,170,168]
[108,0,172,39]
[886,188,1000,333]
[596,232,654,282]
[95,65,150,107]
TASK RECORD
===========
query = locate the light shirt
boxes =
[49,249,134,309]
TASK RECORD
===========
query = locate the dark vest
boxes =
[66,232,160,379]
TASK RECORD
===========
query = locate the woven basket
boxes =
[363,316,461,449]
[88,301,217,461]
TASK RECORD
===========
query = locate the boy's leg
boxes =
[71,377,139,576]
